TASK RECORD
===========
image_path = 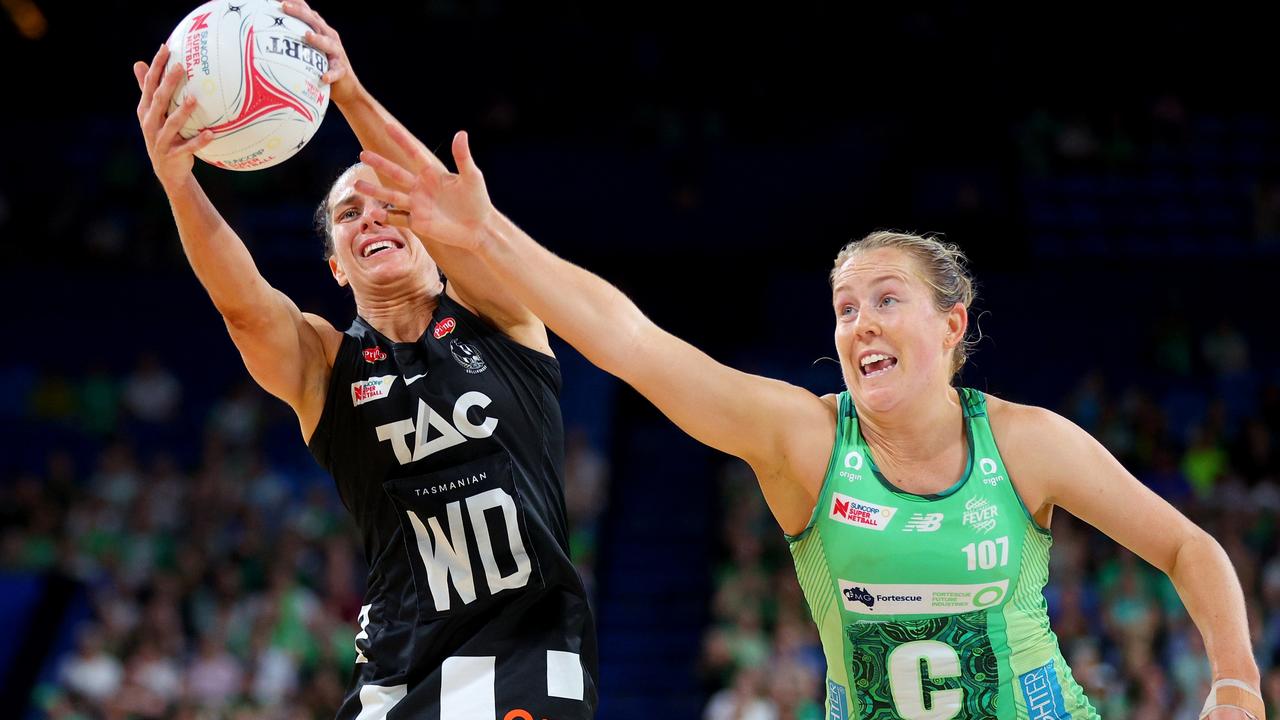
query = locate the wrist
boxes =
[158,170,198,197]
[1213,662,1261,690]
[474,209,511,258]
[1201,679,1265,720]
[331,75,367,107]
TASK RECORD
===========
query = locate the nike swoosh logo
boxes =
[404,373,427,385]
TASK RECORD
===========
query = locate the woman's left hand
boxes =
[356,125,496,252]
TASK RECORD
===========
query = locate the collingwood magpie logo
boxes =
[450,339,487,374]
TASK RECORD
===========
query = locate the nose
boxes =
[360,205,385,232]
[851,309,880,338]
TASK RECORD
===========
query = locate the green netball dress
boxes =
[787,388,1099,719]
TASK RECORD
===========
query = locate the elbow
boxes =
[221,305,268,334]
[219,284,282,333]
[1167,526,1221,580]
[591,314,653,382]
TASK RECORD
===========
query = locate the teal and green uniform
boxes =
[787,388,1099,720]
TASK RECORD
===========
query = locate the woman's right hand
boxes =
[133,44,214,190]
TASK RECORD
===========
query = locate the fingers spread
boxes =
[385,122,445,174]
[353,179,410,210]
[358,150,417,192]
[379,209,411,229]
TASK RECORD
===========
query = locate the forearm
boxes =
[163,175,276,322]
[1168,530,1259,686]
[336,86,444,174]
[474,211,649,375]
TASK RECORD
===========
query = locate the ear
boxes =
[944,302,968,348]
[329,256,349,288]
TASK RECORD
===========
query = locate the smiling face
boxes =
[323,164,436,294]
[831,246,968,413]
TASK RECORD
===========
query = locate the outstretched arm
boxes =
[280,1,546,351]
[357,129,837,532]
[134,45,336,436]
[994,401,1263,720]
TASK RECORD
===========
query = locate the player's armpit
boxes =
[222,292,340,438]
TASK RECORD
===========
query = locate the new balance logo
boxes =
[902,512,944,532]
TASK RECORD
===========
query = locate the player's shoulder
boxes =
[983,393,1086,460]
[984,392,1057,425]
[819,392,840,415]
[444,283,553,357]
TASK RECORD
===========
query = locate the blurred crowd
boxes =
[3,4,1277,719]
[0,354,608,719]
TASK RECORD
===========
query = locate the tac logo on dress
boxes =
[450,339,487,374]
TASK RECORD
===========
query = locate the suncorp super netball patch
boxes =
[829,492,897,531]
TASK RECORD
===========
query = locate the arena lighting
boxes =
[2,0,46,39]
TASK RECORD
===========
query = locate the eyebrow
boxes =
[833,272,907,295]
[331,193,360,215]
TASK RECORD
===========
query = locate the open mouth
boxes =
[360,238,405,258]
[859,353,898,377]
